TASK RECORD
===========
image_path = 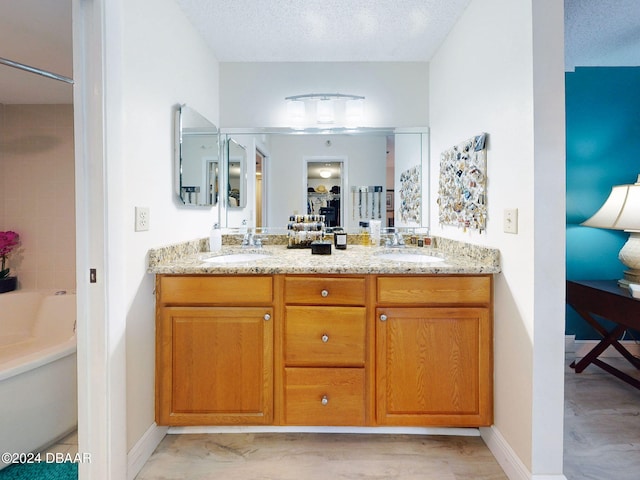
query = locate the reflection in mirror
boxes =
[226,138,247,208]
[175,105,219,206]
[221,129,428,233]
[306,159,344,228]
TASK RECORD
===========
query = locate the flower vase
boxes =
[0,276,17,293]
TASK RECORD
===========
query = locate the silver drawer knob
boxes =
[321,289,329,297]
[321,334,329,343]
[321,395,329,406]
[380,314,387,322]
[263,313,271,321]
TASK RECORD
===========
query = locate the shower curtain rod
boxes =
[0,56,74,84]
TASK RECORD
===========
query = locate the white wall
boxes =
[429,0,565,477]
[120,0,220,455]
[219,62,429,128]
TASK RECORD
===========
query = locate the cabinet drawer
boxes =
[158,275,272,305]
[377,276,491,305]
[284,306,366,367]
[284,368,365,425]
[284,276,366,305]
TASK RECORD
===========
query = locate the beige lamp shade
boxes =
[582,175,640,285]
[581,178,640,232]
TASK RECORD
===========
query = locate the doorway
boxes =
[304,157,347,230]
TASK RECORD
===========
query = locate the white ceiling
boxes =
[174,0,471,62]
[0,1,638,104]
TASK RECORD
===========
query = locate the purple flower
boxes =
[0,231,20,279]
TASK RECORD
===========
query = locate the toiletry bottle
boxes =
[334,230,347,250]
[359,221,370,246]
[210,223,222,252]
[369,220,382,247]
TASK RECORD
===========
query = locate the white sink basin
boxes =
[376,252,445,263]
[203,253,270,264]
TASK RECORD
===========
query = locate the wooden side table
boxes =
[566,280,640,390]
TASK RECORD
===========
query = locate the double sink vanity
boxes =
[148,235,500,429]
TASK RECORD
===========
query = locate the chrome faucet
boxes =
[242,230,262,248]
[385,230,406,248]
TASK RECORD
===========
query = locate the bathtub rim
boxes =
[0,337,77,382]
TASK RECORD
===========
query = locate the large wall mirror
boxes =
[220,128,428,233]
[175,104,219,206]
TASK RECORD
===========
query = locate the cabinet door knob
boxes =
[321,395,329,406]
[379,314,387,322]
[321,289,329,297]
[321,334,329,343]
[263,313,271,321]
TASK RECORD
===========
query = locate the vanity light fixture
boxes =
[582,174,640,286]
[284,93,365,126]
[316,98,335,124]
[345,98,364,127]
[286,99,306,128]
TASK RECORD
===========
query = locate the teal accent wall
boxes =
[566,66,640,339]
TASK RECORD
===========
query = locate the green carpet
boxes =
[0,462,77,479]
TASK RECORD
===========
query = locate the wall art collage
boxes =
[399,165,422,224]
[437,133,488,232]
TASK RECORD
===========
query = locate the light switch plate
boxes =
[504,208,518,234]
[135,207,150,231]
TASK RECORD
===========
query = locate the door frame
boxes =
[73,0,128,478]
[302,156,348,231]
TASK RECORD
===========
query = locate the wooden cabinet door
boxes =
[157,306,273,425]
[375,307,492,426]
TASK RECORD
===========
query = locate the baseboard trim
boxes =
[480,426,530,480]
[168,425,480,436]
[480,426,567,480]
[127,423,168,480]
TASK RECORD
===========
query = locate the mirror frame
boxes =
[174,104,220,207]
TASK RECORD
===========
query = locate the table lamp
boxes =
[581,174,640,286]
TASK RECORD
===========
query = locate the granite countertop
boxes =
[147,236,501,275]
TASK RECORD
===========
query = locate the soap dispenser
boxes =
[209,223,222,252]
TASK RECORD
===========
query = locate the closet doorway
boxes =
[304,157,347,230]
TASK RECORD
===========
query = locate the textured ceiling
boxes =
[565,0,640,71]
[1,1,639,104]
[174,0,471,62]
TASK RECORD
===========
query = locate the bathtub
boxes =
[0,290,77,470]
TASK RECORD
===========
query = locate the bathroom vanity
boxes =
[150,238,499,429]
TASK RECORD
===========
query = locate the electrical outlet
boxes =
[135,207,150,231]
[504,208,518,234]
